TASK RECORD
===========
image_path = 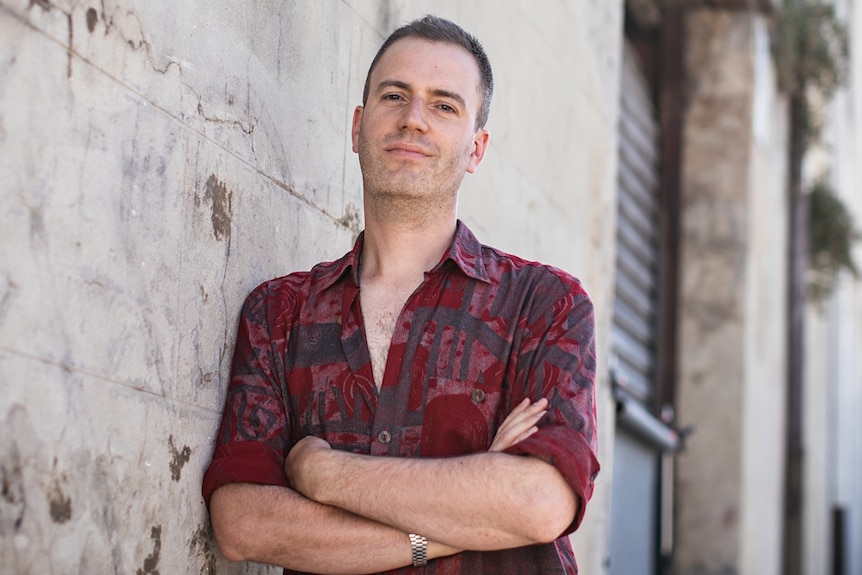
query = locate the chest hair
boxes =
[361,286,413,390]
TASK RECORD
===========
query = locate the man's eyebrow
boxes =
[375,80,467,108]
[430,89,466,109]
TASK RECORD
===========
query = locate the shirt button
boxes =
[377,430,391,444]
[472,389,486,403]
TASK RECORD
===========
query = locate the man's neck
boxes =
[359,211,457,289]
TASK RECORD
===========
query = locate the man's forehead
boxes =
[370,37,482,92]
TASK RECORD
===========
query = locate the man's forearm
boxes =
[209,482,459,573]
[290,447,578,551]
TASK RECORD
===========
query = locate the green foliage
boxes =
[807,181,860,302]
[774,0,849,97]
[773,0,849,147]
[773,0,856,302]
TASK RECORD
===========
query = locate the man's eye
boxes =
[384,94,404,101]
[438,104,456,113]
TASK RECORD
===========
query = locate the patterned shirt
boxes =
[202,221,600,575]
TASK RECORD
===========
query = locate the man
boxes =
[202,14,599,575]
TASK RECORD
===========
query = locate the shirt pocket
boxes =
[419,377,505,457]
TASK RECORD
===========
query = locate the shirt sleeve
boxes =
[502,272,600,534]
[201,282,292,507]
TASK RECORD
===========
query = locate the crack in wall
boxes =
[65,10,71,78]
[1,1,345,230]
[0,274,18,327]
[181,75,258,135]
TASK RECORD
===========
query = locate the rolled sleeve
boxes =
[505,272,600,534]
[503,425,599,533]
[202,440,290,507]
[201,282,292,509]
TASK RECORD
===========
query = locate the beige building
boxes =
[0,1,859,574]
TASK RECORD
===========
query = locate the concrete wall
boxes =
[674,8,789,575]
[0,1,622,573]
[739,15,789,575]
[803,1,862,574]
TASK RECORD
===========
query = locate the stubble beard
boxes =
[358,131,470,227]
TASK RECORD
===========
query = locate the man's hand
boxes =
[489,397,548,452]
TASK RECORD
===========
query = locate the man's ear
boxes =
[351,106,364,153]
[466,128,490,174]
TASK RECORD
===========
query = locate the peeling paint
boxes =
[338,202,362,236]
[86,8,98,33]
[137,525,162,575]
[0,436,26,535]
[167,435,191,482]
[203,175,232,242]
[190,523,217,575]
[28,204,45,246]
[47,478,71,524]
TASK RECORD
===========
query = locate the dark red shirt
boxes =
[202,222,600,574]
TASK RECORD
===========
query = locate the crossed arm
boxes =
[209,398,579,574]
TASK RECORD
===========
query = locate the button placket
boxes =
[370,385,397,455]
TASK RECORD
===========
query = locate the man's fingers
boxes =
[515,425,539,444]
[498,398,548,430]
[502,397,532,421]
[489,398,550,451]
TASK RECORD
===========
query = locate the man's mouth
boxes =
[384,141,433,158]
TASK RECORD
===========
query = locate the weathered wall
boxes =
[739,15,788,575]
[803,1,862,574]
[674,8,788,575]
[0,1,622,573]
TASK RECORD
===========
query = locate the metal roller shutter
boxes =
[612,41,661,403]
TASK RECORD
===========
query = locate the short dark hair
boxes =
[361,15,494,129]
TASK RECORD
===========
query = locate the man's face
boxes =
[352,38,490,208]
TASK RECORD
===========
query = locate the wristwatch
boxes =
[408,533,428,567]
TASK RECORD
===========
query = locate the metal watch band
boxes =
[408,533,428,567]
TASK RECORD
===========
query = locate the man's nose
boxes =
[399,97,428,132]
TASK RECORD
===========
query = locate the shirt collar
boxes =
[437,220,491,283]
[316,219,490,291]
[313,233,363,292]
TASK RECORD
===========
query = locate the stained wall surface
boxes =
[0,1,622,573]
[674,8,789,575]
